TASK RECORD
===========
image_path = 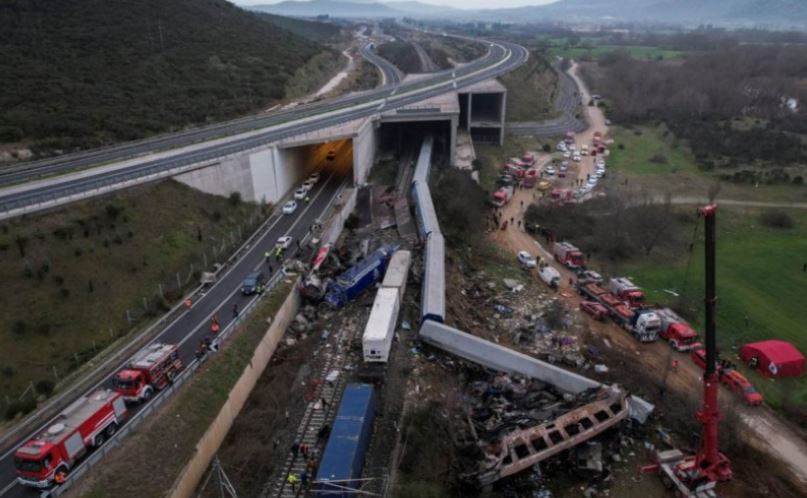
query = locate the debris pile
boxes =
[453,371,630,488]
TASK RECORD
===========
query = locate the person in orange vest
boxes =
[211,315,220,334]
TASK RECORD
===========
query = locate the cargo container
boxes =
[381,250,412,301]
[324,245,397,308]
[363,288,401,363]
[314,384,376,496]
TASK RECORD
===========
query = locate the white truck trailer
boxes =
[362,287,401,363]
[381,250,412,301]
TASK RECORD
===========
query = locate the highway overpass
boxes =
[0,40,527,221]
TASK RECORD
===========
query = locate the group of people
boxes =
[285,423,332,492]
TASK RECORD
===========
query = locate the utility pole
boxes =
[213,455,238,498]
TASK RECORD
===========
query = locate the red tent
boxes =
[740,340,805,378]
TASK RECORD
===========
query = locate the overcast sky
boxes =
[232,0,556,9]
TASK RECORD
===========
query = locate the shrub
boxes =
[228,192,242,206]
[35,379,54,396]
[11,320,27,336]
[0,365,14,377]
[542,144,551,153]
[793,176,803,185]
[759,209,795,229]
[4,398,36,420]
[105,204,123,220]
[52,275,64,286]
[649,153,668,164]
[617,143,625,150]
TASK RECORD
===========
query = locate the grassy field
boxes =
[547,44,683,61]
[621,205,807,410]
[608,124,702,176]
[606,125,807,203]
[500,50,560,122]
[0,181,258,416]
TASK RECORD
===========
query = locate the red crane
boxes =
[646,204,733,496]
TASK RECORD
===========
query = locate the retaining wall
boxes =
[168,284,300,498]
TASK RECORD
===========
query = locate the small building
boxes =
[740,340,805,378]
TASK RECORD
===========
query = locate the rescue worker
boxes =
[211,315,220,334]
[232,303,239,318]
[264,250,271,263]
[54,470,66,485]
[301,469,309,488]
[287,473,300,492]
[305,195,311,204]
[195,341,205,360]
[184,298,192,309]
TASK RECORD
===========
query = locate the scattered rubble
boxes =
[451,369,631,487]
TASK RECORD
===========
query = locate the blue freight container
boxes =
[314,384,376,496]
[324,245,397,308]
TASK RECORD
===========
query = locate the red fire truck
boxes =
[14,389,128,489]
[112,342,183,403]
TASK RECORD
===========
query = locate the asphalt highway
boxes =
[0,40,528,217]
[359,42,403,85]
[0,156,349,498]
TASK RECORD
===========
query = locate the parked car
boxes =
[517,251,537,268]
[282,200,298,214]
[275,236,293,250]
[568,143,577,151]
[241,271,266,295]
[573,154,581,162]
[294,188,307,200]
[556,142,567,152]
[563,151,571,159]
[302,179,316,192]
[580,300,608,321]
[308,171,320,183]
[558,170,567,178]
[545,166,556,176]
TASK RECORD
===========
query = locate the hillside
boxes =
[261,12,340,43]
[0,0,339,157]
[253,0,400,18]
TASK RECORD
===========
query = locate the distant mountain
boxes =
[384,1,456,15]
[485,0,807,26]
[252,0,401,18]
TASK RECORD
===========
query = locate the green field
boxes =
[547,44,683,61]
[622,207,807,409]
[607,125,702,176]
[606,125,807,202]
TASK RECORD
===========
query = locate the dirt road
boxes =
[489,61,807,488]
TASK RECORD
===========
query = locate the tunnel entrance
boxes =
[272,138,354,201]
[378,120,452,168]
